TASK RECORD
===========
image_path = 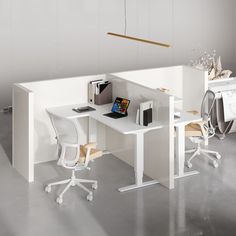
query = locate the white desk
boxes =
[174,111,202,179]
[47,104,201,191]
[47,103,165,192]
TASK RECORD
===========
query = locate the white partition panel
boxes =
[22,75,106,164]
[182,66,208,112]
[13,84,34,182]
[112,66,207,113]
[106,76,175,189]
[112,66,183,99]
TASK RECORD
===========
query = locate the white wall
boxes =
[1,0,236,108]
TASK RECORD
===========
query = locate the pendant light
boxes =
[107,0,171,48]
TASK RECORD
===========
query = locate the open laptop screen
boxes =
[111,97,130,115]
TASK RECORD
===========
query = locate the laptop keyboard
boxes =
[103,112,125,119]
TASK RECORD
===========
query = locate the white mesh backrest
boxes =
[47,111,81,166]
[47,112,79,145]
[200,90,216,138]
[201,90,216,121]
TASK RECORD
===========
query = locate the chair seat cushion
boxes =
[185,123,202,137]
[79,145,103,163]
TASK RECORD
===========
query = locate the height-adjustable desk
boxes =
[14,71,204,186]
[47,103,201,192]
[47,103,166,192]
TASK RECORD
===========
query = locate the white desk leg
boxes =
[89,117,97,143]
[135,132,144,186]
[118,132,159,192]
[175,125,199,179]
[176,125,185,177]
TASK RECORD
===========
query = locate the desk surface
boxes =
[175,110,202,126]
[47,104,201,135]
[47,103,165,135]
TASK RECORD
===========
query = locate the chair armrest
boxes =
[59,142,79,148]
[187,110,199,115]
[84,142,97,149]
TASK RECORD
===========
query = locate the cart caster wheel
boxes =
[45,185,51,193]
[216,153,221,160]
[92,182,98,190]
[87,193,93,201]
[186,162,192,168]
[213,161,219,168]
[56,197,63,204]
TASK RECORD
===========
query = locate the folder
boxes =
[139,101,153,126]
[88,80,103,104]
[94,82,112,105]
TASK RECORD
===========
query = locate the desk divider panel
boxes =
[112,66,183,101]
[13,84,34,182]
[106,75,175,189]
[13,75,107,182]
[23,75,107,164]
[112,65,207,112]
[182,66,208,112]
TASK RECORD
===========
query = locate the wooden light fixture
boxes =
[107,0,171,48]
[107,32,171,48]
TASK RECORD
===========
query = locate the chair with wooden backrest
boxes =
[185,90,221,168]
[45,111,103,204]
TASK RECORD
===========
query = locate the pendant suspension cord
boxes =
[148,0,150,40]
[124,0,127,35]
[171,0,174,65]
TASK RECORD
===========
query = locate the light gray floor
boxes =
[1,113,236,236]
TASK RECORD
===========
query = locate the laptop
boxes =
[103,97,130,119]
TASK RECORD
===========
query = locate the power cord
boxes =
[0,106,12,114]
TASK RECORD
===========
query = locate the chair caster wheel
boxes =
[87,193,93,201]
[186,162,192,168]
[56,197,63,204]
[92,182,98,190]
[213,161,219,168]
[216,153,221,160]
[45,185,51,193]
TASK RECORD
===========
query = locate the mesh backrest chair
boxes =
[45,111,103,204]
[185,90,221,168]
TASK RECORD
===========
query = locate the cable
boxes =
[124,0,127,35]
[171,0,174,65]
[0,106,12,113]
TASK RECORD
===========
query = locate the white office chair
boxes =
[185,90,221,168]
[45,112,103,204]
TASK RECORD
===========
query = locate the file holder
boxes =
[143,108,152,126]
[94,83,112,105]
